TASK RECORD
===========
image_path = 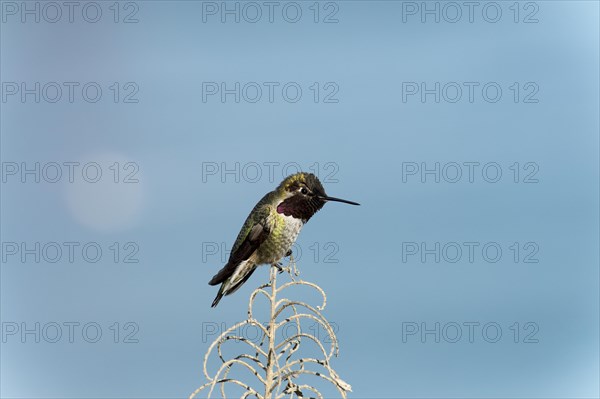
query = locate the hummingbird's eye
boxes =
[301,188,308,195]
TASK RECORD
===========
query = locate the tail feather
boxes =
[226,266,257,296]
[208,261,234,286]
[211,289,224,307]
[210,263,257,308]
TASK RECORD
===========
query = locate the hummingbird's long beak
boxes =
[318,195,360,206]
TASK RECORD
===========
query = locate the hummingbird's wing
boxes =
[208,197,273,286]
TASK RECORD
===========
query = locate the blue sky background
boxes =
[1,1,599,397]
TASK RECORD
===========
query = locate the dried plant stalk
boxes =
[190,261,351,399]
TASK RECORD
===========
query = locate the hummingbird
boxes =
[208,172,359,307]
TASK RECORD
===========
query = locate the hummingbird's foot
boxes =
[285,249,292,258]
[272,263,284,274]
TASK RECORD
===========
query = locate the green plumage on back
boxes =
[230,191,277,255]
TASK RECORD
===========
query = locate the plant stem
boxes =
[264,266,277,399]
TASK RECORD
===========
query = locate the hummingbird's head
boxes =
[275,172,359,222]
